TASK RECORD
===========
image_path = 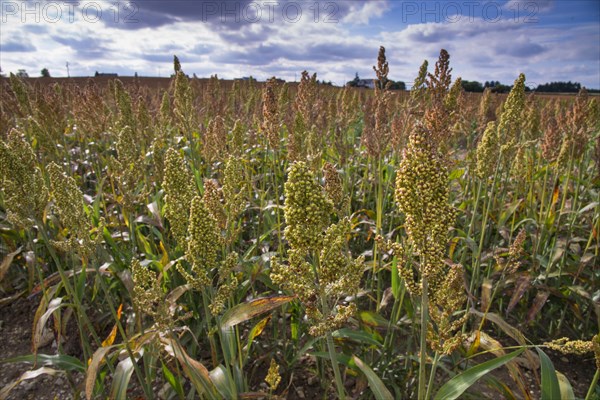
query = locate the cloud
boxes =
[342,1,390,25]
[1,39,36,52]
[100,0,361,31]
[213,40,376,67]
[504,0,555,13]
[494,35,547,58]
[99,0,255,30]
[50,35,110,59]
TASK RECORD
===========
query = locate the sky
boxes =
[1,0,599,88]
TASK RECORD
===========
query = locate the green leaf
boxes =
[499,199,522,227]
[0,353,85,372]
[434,349,525,400]
[352,355,394,400]
[449,168,465,181]
[162,360,184,398]
[311,351,352,366]
[332,328,382,347]
[358,311,389,328]
[220,295,295,328]
[536,347,561,400]
[391,256,399,299]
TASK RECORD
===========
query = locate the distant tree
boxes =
[484,80,510,93]
[347,72,360,87]
[536,81,581,93]
[16,69,29,78]
[317,79,333,86]
[134,71,138,78]
[485,81,503,89]
[388,80,406,90]
[41,68,50,77]
[461,80,484,92]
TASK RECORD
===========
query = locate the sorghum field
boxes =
[1,48,599,400]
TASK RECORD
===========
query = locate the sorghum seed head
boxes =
[163,148,196,245]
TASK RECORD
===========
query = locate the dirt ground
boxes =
[0,295,596,399]
[0,295,85,400]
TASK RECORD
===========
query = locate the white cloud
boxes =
[342,1,390,25]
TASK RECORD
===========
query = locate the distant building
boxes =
[95,71,118,77]
[356,79,375,89]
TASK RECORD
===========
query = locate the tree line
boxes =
[461,79,598,93]
[2,68,597,94]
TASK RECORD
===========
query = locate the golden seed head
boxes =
[395,125,455,292]
[544,337,594,356]
[309,303,357,337]
[223,155,248,232]
[593,334,600,370]
[497,73,526,161]
[428,263,468,354]
[184,196,220,290]
[319,218,364,298]
[209,252,239,315]
[0,129,47,228]
[203,178,226,230]
[265,359,282,390]
[283,161,332,251]
[173,68,195,134]
[132,258,162,316]
[163,148,196,245]
[48,162,92,253]
[476,121,499,179]
[132,258,186,331]
[494,228,527,274]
